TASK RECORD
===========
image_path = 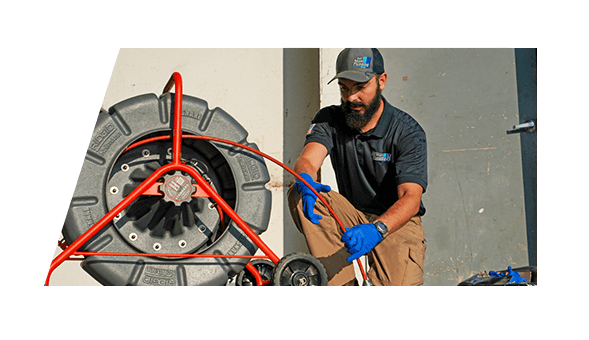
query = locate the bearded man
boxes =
[287,48,429,286]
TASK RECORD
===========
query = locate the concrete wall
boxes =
[50,48,532,286]
[386,49,528,285]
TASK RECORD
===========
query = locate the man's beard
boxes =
[341,86,382,130]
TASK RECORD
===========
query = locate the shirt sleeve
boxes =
[394,127,428,193]
[303,108,334,154]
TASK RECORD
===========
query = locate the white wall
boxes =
[49,48,315,285]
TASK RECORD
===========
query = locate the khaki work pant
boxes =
[287,186,427,286]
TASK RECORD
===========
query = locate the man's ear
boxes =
[378,72,388,90]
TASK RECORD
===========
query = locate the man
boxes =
[287,48,428,286]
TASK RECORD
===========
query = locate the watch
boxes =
[373,220,388,238]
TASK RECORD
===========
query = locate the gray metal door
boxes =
[512,48,537,266]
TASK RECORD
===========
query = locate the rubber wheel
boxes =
[272,252,328,286]
[235,259,275,286]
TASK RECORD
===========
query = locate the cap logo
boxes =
[352,56,371,69]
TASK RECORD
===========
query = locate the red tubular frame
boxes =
[46,72,366,286]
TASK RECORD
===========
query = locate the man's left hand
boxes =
[341,223,383,261]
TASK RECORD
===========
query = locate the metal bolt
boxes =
[121,163,129,172]
[110,186,119,195]
[129,233,138,241]
[142,149,150,157]
[208,202,216,210]
[178,240,187,248]
[153,243,162,251]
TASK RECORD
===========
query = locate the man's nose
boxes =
[346,89,360,103]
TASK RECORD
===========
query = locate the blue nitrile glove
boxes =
[295,173,331,225]
[341,223,383,262]
[489,266,527,285]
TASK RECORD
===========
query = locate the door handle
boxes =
[507,119,536,134]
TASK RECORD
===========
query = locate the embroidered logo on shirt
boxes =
[306,124,315,135]
[372,151,391,162]
[353,56,371,69]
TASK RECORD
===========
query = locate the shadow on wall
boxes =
[282,48,320,255]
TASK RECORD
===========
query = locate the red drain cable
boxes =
[47,72,367,285]
[124,134,369,282]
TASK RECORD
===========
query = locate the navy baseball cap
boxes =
[328,48,385,84]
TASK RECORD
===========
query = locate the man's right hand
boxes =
[295,173,331,224]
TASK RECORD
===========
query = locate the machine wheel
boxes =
[62,93,271,286]
[235,259,275,286]
[272,252,328,286]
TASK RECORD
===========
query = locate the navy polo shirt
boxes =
[305,97,427,216]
